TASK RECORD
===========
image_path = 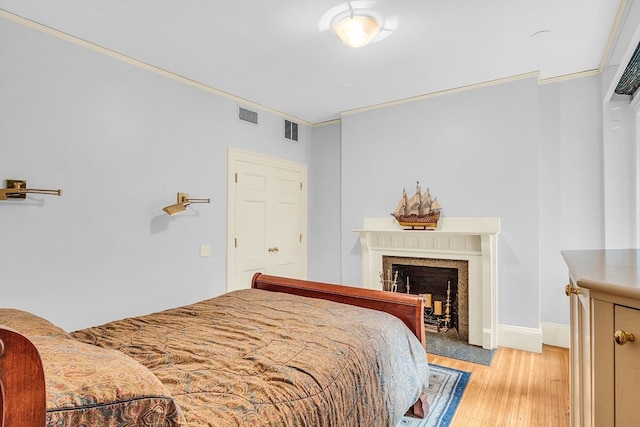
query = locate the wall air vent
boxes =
[238,107,258,125]
[285,120,299,142]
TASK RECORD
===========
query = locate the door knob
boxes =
[614,329,635,345]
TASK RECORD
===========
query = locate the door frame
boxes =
[226,147,308,291]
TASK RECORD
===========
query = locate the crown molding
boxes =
[539,69,601,85]
[0,9,314,128]
[1,6,620,128]
[340,72,542,117]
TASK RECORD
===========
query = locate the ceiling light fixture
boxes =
[162,192,210,216]
[333,14,380,48]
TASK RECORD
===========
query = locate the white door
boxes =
[227,148,307,292]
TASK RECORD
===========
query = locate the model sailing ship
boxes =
[392,182,442,229]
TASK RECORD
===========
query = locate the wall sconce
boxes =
[162,192,210,215]
[0,179,62,201]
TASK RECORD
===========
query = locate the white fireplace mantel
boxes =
[354,217,500,349]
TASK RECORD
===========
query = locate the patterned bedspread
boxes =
[0,308,184,426]
[71,289,429,427]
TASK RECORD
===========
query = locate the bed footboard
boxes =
[0,326,46,427]
[251,273,426,349]
[252,273,428,419]
[413,390,429,418]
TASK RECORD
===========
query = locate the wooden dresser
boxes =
[562,249,640,427]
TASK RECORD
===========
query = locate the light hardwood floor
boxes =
[427,344,570,427]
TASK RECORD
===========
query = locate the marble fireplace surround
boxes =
[354,217,500,349]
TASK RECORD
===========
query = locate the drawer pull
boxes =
[614,330,635,345]
[565,284,581,296]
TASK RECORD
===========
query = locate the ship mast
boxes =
[413,181,423,216]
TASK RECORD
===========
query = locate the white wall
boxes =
[0,5,631,348]
[338,75,604,337]
[539,76,604,326]
[307,122,342,284]
[0,17,313,331]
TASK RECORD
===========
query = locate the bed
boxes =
[0,273,429,427]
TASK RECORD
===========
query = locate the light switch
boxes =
[200,244,211,257]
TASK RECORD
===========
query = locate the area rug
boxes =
[426,331,495,366]
[398,364,470,427]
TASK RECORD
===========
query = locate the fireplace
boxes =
[382,256,469,342]
[354,217,500,349]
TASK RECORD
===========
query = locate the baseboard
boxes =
[498,324,542,353]
[497,322,570,353]
[541,322,570,348]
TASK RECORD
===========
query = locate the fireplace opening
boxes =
[395,265,459,334]
[382,256,469,342]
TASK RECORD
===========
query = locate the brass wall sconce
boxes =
[162,192,210,215]
[0,179,62,201]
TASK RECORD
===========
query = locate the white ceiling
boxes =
[0,0,623,125]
